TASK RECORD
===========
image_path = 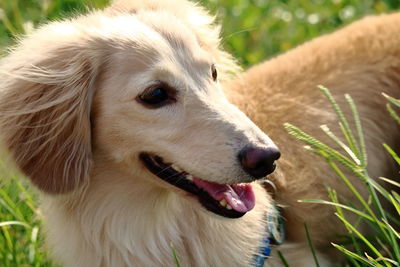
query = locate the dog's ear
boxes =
[0,35,99,194]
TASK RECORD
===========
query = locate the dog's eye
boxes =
[211,64,217,81]
[140,88,168,105]
[137,83,175,108]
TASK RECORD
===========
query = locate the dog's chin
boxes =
[139,152,256,219]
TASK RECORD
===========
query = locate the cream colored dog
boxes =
[0,0,398,266]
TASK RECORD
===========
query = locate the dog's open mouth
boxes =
[139,153,255,218]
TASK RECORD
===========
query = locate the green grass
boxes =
[1,0,400,64]
[205,0,400,66]
[0,0,399,266]
[0,153,53,266]
[285,87,400,266]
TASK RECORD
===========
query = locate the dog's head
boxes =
[0,0,279,218]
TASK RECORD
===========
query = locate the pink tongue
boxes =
[193,177,255,213]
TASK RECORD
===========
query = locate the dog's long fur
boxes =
[0,0,398,266]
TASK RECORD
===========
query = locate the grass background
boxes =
[0,0,399,266]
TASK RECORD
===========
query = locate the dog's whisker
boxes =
[164,171,185,181]
[155,165,174,176]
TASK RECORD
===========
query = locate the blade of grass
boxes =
[382,219,400,240]
[277,250,290,267]
[327,188,362,267]
[390,194,400,215]
[15,179,39,215]
[382,93,400,108]
[29,226,39,264]
[361,175,398,260]
[170,243,181,267]
[0,9,19,36]
[299,199,387,229]
[376,237,394,261]
[325,160,390,240]
[335,213,390,267]
[386,103,400,125]
[1,225,15,264]
[320,124,361,165]
[285,123,362,174]
[318,85,361,158]
[0,196,26,222]
[304,223,320,267]
[379,177,400,188]
[383,143,400,165]
[366,177,394,203]
[9,1,25,34]
[345,94,367,167]
[0,221,30,228]
[332,243,375,266]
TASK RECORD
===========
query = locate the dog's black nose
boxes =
[238,146,280,178]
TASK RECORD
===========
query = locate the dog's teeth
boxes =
[226,204,232,210]
[171,164,182,172]
[186,174,193,181]
[219,199,227,207]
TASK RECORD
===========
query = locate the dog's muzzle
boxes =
[139,151,278,219]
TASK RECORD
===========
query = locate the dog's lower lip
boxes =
[139,152,249,218]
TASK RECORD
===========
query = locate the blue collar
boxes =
[253,205,285,267]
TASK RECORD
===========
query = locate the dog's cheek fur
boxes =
[0,46,98,194]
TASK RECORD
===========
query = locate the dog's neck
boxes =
[40,158,274,267]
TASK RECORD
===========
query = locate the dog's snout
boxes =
[238,146,280,178]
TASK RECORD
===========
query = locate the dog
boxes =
[0,0,398,266]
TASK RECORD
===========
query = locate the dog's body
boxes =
[228,12,400,254]
[0,0,398,266]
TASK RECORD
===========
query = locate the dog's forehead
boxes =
[136,11,212,66]
[96,12,213,99]
[101,11,213,91]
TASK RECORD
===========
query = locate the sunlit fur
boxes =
[0,0,399,266]
[227,12,400,264]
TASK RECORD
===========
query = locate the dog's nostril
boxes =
[238,146,280,179]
